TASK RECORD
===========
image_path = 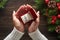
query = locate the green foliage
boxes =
[56,19,60,25]
[47,17,52,24]
[35,0,60,39]
[56,0,60,2]
[48,9,57,16]
[0,0,8,8]
[35,0,58,16]
[48,24,56,32]
[35,0,47,10]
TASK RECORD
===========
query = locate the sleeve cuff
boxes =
[13,27,24,34]
[4,27,24,40]
[29,28,48,40]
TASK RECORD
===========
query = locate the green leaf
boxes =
[56,0,60,2]
[47,17,52,24]
[35,0,47,10]
[48,24,56,32]
[56,19,60,25]
[0,0,7,9]
[42,8,46,15]
[3,0,7,2]
[48,9,57,16]
[35,0,44,4]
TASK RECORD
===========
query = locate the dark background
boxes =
[0,0,58,40]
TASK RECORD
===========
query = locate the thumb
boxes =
[13,11,16,18]
[35,11,40,23]
[12,11,19,23]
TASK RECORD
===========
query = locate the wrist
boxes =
[29,28,38,34]
[28,29,37,33]
[14,27,24,33]
[14,26,24,32]
[29,28,48,40]
[4,27,24,40]
[28,28,38,33]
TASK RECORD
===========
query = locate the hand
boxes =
[12,11,24,32]
[12,10,40,33]
[12,4,40,33]
[28,11,40,33]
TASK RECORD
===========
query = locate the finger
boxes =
[30,21,36,27]
[27,4,36,13]
[29,21,36,29]
[33,11,40,28]
[28,21,38,33]
[28,21,35,31]
[36,11,40,19]
[13,11,24,27]
[13,11,21,25]
[13,11,18,21]
[27,4,38,23]
[13,11,16,21]
[27,4,32,8]
[29,11,40,29]
[12,11,15,21]
[26,5,40,25]
[35,11,40,23]
[12,11,18,20]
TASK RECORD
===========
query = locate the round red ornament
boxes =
[52,16,56,21]
[57,3,60,7]
[57,3,60,10]
[45,0,49,4]
[16,4,37,24]
[51,20,55,24]
[57,14,60,19]
[58,6,60,10]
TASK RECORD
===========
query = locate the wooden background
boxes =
[0,0,58,40]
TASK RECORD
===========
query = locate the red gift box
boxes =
[16,4,37,24]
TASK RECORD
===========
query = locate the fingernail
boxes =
[27,4,28,5]
[13,11,15,14]
[24,4,25,6]
[37,11,40,14]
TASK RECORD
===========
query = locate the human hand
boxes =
[12,11,24,32]
[12,4,40,33]
[12,10,40,33]
[28,11,40,33]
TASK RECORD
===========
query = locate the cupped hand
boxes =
[28,11,40,33]
[13,11,24,32]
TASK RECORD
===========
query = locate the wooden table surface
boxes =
[0,0,58,40]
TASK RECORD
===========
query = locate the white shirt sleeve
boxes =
[29,28,48,40]
[4,27,24,40]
